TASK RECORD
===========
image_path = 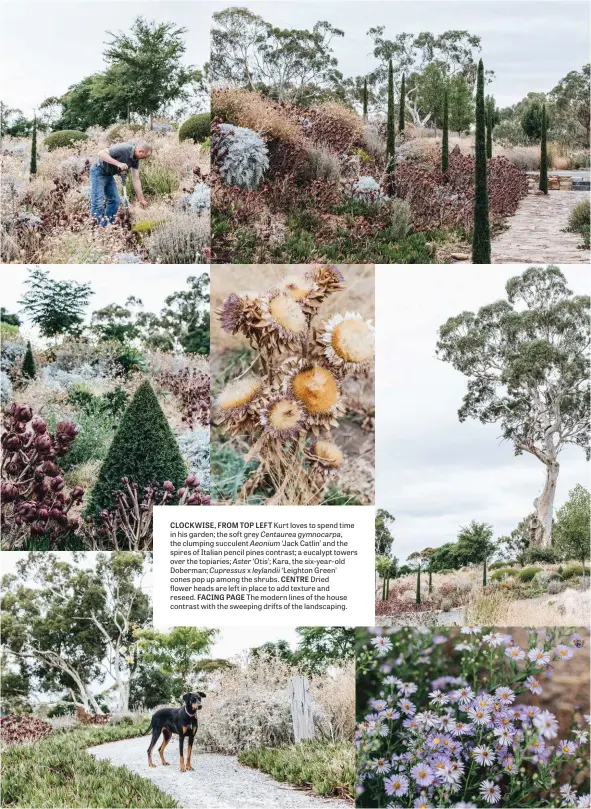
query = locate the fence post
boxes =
[290,675,315,742]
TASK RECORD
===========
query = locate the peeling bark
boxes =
[533,460,560,548]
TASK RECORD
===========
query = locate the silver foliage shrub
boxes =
[348,175,385,203]
[145,212,209,264]
[213,123,269,190]
[177,427,210,493]
[180,182,210,213]
[1,371,13,404]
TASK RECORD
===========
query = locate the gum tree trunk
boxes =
[533,459,560,547]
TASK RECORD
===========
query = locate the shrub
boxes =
[489,560,511,570]
[21,341,36,379]
[307,101,364,153]
[491,568,520,581]
[238,742,354,799]
[525,547,560,565]
[44,130,89,151]
[348,176,385,203]
[533,569,557,588]
[1,371,12,404]
[126,163,179,199]
[302,146,341,182]
[107,123,145,142]
[212,122,269,190]
[0,714,53,745]
[157,367,210,428]
[568,198,590,232]
[562,563,585,580]
[388,199,412,240]
[180,182,210,213]
[177,427,210,493]
[86,380,187,514]
[178,113,211,143]
[547,579,567,595]
[438,568,455,575]
[518,566,543,582]
[145,212,209,264]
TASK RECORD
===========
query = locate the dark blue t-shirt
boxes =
[98,142,140,175]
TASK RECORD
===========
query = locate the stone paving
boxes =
[491,190,589,264]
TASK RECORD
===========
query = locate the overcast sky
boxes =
[1,265,208,343]
[211,0,589,108]
[0,1,214,116]
[375,265,590,563]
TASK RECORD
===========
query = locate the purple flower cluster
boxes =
[357,627,590,808]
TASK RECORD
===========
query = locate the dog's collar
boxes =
[185,705,197,718]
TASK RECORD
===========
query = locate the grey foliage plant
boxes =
[213,123,269,190]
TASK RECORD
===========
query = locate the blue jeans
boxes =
[90,162,120,226]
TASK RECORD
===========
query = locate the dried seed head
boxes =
[291,365,338,414]
[218,376,262,412]
[281,274,316,302]
[269,293,306,332]
[311,439,344,468]
[260,396,305,438]
[320,312,375,369]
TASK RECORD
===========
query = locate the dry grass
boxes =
[212,87,302,144]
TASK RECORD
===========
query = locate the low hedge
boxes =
[44,130,88,151]
[562,563,585,580]
[517,566,543,583]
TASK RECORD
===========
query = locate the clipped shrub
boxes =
[562,563,584,580]
[21,341,36,379]
[517,566,543,583]
[489,560,511,570]
[491,568,520,581]
[212,123,269,190]
[180,183,210,213]
[44,130,88,151]
[179,113,211,143]
[438,568,454,575]
[532,569,557,588]
[145,212,209,264]
[86,380,187,513]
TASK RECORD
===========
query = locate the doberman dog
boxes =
[145,691,206,772]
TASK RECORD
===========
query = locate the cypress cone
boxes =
[472,59,491,264]
[416,565,421,605]
[21,341,36,379]
[30,116,37,176]
[483,555,488,587]
[87,380,187,514]
[539,103,548,194]
[386,59,395,194]
[486,108,493,159]
[398,74,406,133]
[362,77,368,121]
[442,87,449,172]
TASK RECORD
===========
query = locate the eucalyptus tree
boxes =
[437,266,590,547]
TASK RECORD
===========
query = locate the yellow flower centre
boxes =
[268,399,302,432]
[218,376,261,411]
[269,293,306,333]
[292,366,338,414]
[331,318,373,363]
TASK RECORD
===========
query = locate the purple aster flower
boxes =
[527,647,551,665]
[525,675,543,695]
[557,739,577,756]
[411,762,435,787]
[479,779,501,804]
[555,644,574,661]
[505,645,525,661]
[385,773,409,797]
[472,745,495,766]
[533,709,559,739]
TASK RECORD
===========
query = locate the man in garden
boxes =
[90,141,152,226]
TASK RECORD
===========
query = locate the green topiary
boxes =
[21,341,36,379]
[491,568,520,581]
[86,380,187,514]
[442,87,449,173]
[472,59,491,263]
[386,60,395,171]
[44,130,89,151]
[518,566,543,583]
[562,563,584,580]
[539,104,548,194]
[179,113,211,143]
[363,78,368,121]
[398,74,406,134]
[30,116,38,175]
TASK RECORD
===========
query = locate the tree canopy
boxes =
[375,508,395,556]
[436,266,590,547]
[19,267,93,338]
[553,484,590,567]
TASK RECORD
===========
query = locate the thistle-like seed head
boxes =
[217,376,262,413]
[320,312,375,371]
[260,396,305,438]
[311,439,344,468]
[290,365,338,414]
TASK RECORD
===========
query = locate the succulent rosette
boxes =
[319,311,375,374]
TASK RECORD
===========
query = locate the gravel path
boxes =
[491,190,589,263]
[88,736,349,809]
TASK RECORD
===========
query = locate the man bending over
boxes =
[90,141,152,226]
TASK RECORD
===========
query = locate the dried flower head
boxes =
[281,274,317,302]
[260,395,306,439]
[216,376,262,433]
[309,439,344,474]
[289,364,339,415]
[218,292,261,335]
[320,311,375,372]
[308,264,345,297]
[258,290,307,345]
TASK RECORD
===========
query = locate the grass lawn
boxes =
[1,719,178,808]
[238,741,355,800]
